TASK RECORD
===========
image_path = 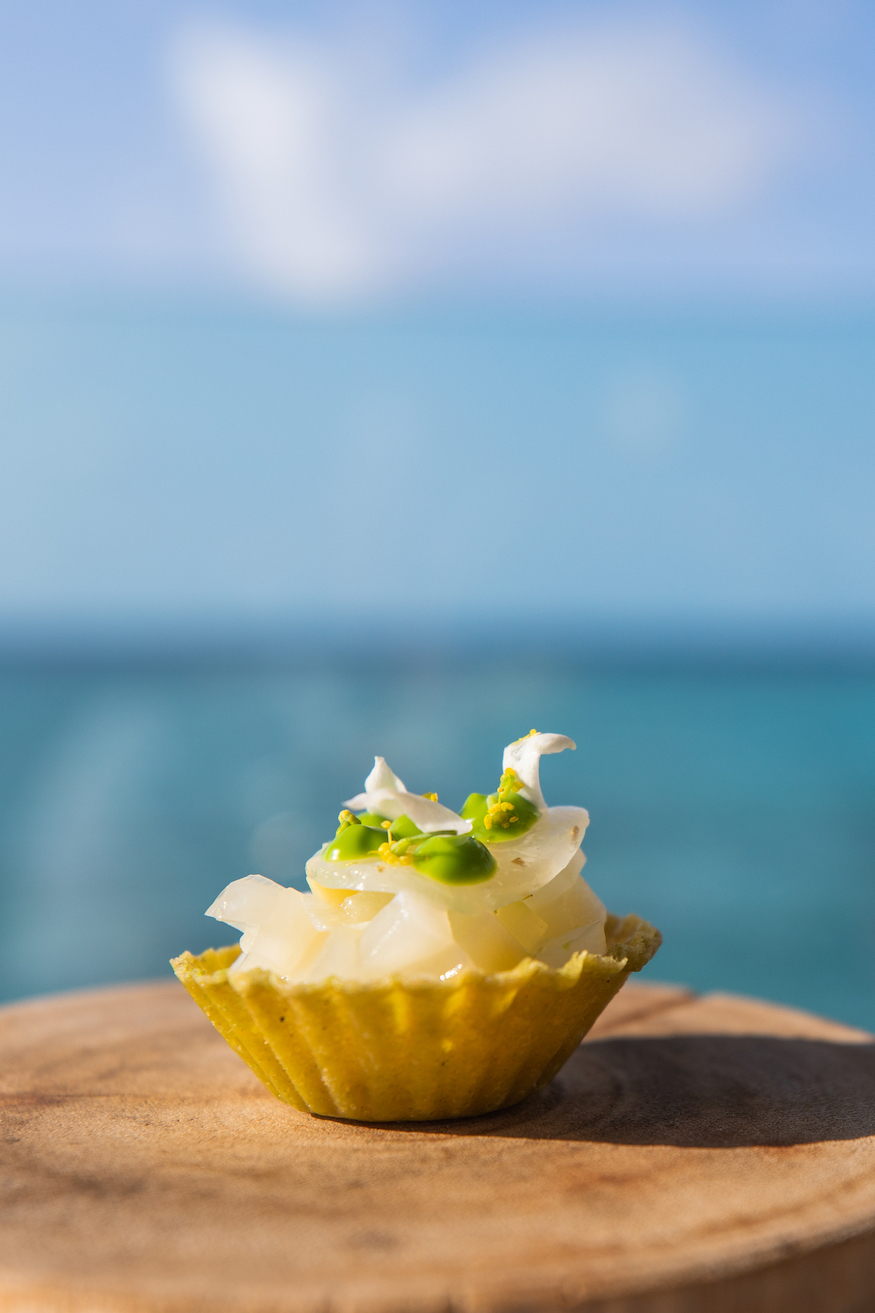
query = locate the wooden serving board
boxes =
[0,977,874,1313]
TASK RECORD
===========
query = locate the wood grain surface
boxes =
[0,977,873,1313]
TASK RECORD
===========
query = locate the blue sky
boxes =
[0,303,872,629]
[0,2,873,630]
[1,0,875,304]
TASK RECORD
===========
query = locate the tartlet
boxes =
[173,731,661,1121]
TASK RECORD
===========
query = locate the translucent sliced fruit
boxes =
[308,881,350,907]
[405,941,473,981]
[495,900,549,954]
[482,806,590,904]
[207,876,326,979]
[448,909,527,973]
[301,925,363,983]
[526,857,606,941]
[538,919,607,969]
[338,891,394,924]
[358,891,459,979]
[302,894,350,932]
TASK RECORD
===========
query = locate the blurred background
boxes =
[0,0,873,1025]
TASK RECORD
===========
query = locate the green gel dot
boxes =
[411,834,497,885]
[460,793,488,825]
[387,813,423,839]
[356,812,387,827]
[324,825,386,861]
[462,790,539,843]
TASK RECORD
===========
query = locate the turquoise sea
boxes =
[1,651,873,1029]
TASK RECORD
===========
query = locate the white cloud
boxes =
[171,17,796,303]
[173,29,383,298]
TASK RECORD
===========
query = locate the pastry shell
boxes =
[171,912,661,1122]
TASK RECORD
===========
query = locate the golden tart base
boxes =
[171,912,661,1122]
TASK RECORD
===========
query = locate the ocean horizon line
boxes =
[0,614,873,674]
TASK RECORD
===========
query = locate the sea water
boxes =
[0,657,872,1028]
